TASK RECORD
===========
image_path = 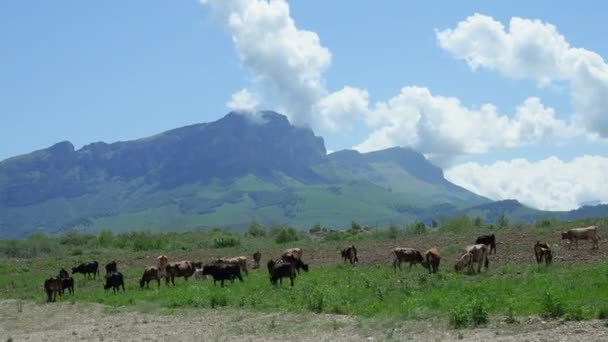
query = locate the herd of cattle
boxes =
[43,225,601,302]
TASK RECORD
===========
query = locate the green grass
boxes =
[2,262,607,322]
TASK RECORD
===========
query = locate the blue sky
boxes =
[1,1,607,210]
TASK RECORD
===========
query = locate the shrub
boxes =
[405,221,426,236]
[247,220,266,238]
[213,235,241,248]
[565,306,584,321]
[275,227,299,244]
[388,224,399,239]
[598,307,608,319]
[209,294,228,308]
[309,223,325,234]
[449,305,469,329]
[470,300,488,325]
[542,292,564,318]
[95,229,114,247]
[495,213,509,230]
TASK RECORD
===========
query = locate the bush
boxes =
[309,223,326,234]
[212,235,241,248]
[247,220,266,238]
[449,305,470,329]
[387,224,399,239]
[470,300,488,325]
[542,292,564,318]
[597,307,608,319]
[449,300,488,328]
[495,213,509,230]
[405,221,426,236]
[275,227,299,244]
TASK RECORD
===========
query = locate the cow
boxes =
[455,244,489,274]
[58,268,69,280]
[157,255,168,278]
[475,234,496,254]
[165,261,195,286]
[104,272,125,294]
[534,241,552,266]
[61,277,74,295]
[253,251,262,269]
[105,261,117,275]
[72,261,99,279]
[391,248,424,271]
[279,254,309,274]
[281,248,303,261]
[215,256,248,276]
[340,245,359,265]
[139,266,161,289]
[421,248,441,274]
[193,268,205,280]
[267,260,296,287]
[561,226,600,249]
[201,263,243,287]
[44,277,63,303]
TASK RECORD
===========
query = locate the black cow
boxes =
[268,260,296,286]
[475,234,497,254]
[341,245,359,265]
[105,261,117,275]
[280,255,309,274]
[72,261,100,279]
[201,263,243,287]
[104,272,125,293]
[44,277,63,302]
[61,277,74,295]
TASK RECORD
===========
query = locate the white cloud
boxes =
[226,88,260,111]
[202,0,367,131]
[354,87,575,164]
[437,13,608,139]
[445,156,608,211]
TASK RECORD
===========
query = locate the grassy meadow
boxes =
[1,216,608,328]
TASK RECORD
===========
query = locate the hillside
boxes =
[1,110,606,238]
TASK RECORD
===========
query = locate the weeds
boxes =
[542,292,564,318]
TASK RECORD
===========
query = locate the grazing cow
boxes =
[268,260,296,286]
[534,241,552,266]
[561,226,600,249]
[58,268,69,280]
[72,261,99,279]
[391,248,424,271]
[191,261,203,269]
[216,256,248,276]
[421,248,441,274]
[139,266,161,289]
[201,263,243,287]
[105,261,117,275]
[281,248,303,261]
[165,261,195,286]
[341,245,359,265]
[104,272,125,293]
[279,254,309,274]
[475,234,496,254]
[253,251,262,269]
[44,277,63,303]
[157,255,168,278]
[455,244,489,274]
[61,277,74,295]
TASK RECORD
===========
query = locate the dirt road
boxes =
[1,300,607,342]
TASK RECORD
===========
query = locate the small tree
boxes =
[495,213,509,229]
[388,223,399,239]
[247,219,266,237]
[473,216,484,228]
[275,227,299,244]
[431,219,438,228]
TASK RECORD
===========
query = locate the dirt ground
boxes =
[1,300,607,342]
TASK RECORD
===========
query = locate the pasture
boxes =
[1,216,608,328]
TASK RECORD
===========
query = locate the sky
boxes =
[1,0,607,211]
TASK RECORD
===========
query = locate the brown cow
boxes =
[165,261,195,286]
[139,266,161,288]
[421,248,441,274]
[391,248,424,271]
[561,226,600,249]
[340,245,358,265]
[534,241,552,266]
[44,277,63,302]
[454,244,489,274]
[157,255,168,278]
[216,256,248,276]
[281,248,303,260]
[253,251,262,269]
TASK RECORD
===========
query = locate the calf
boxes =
[561,226,600,249]
[455,244,489,274]
[44,277,63,303]
[534,241,552,266]
[61,277,74,295]
[216,256,248,276]
[72,261,99,279]
[341,245,359,265]
[165,261,195,286]
[268,260,296,286]
[475,234,496,254]
[105,261,117,275]
[104,272,125,293]
[391,248,424,271]
[201,263,243,287]
[139,266,161,289]
[421,248,441,274]
[253,251,262,269]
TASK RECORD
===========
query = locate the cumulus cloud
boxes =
[226,88,260,111]
[354,87,575,164]
[445,156,608,211]
[437,13,608,139]
[202,0,368,131]
[315,86,370,131]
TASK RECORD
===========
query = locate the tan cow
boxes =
[454,244,489,274]
[421,248,441,274]
[391,247,424,271]
[534,241,552,266]
[157,255,168,278]
[282,248,303,260]
[561,226,600,249]
[165,261,195,286]
[216,256,248,276]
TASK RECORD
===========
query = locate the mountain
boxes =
[1,111,605,238]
